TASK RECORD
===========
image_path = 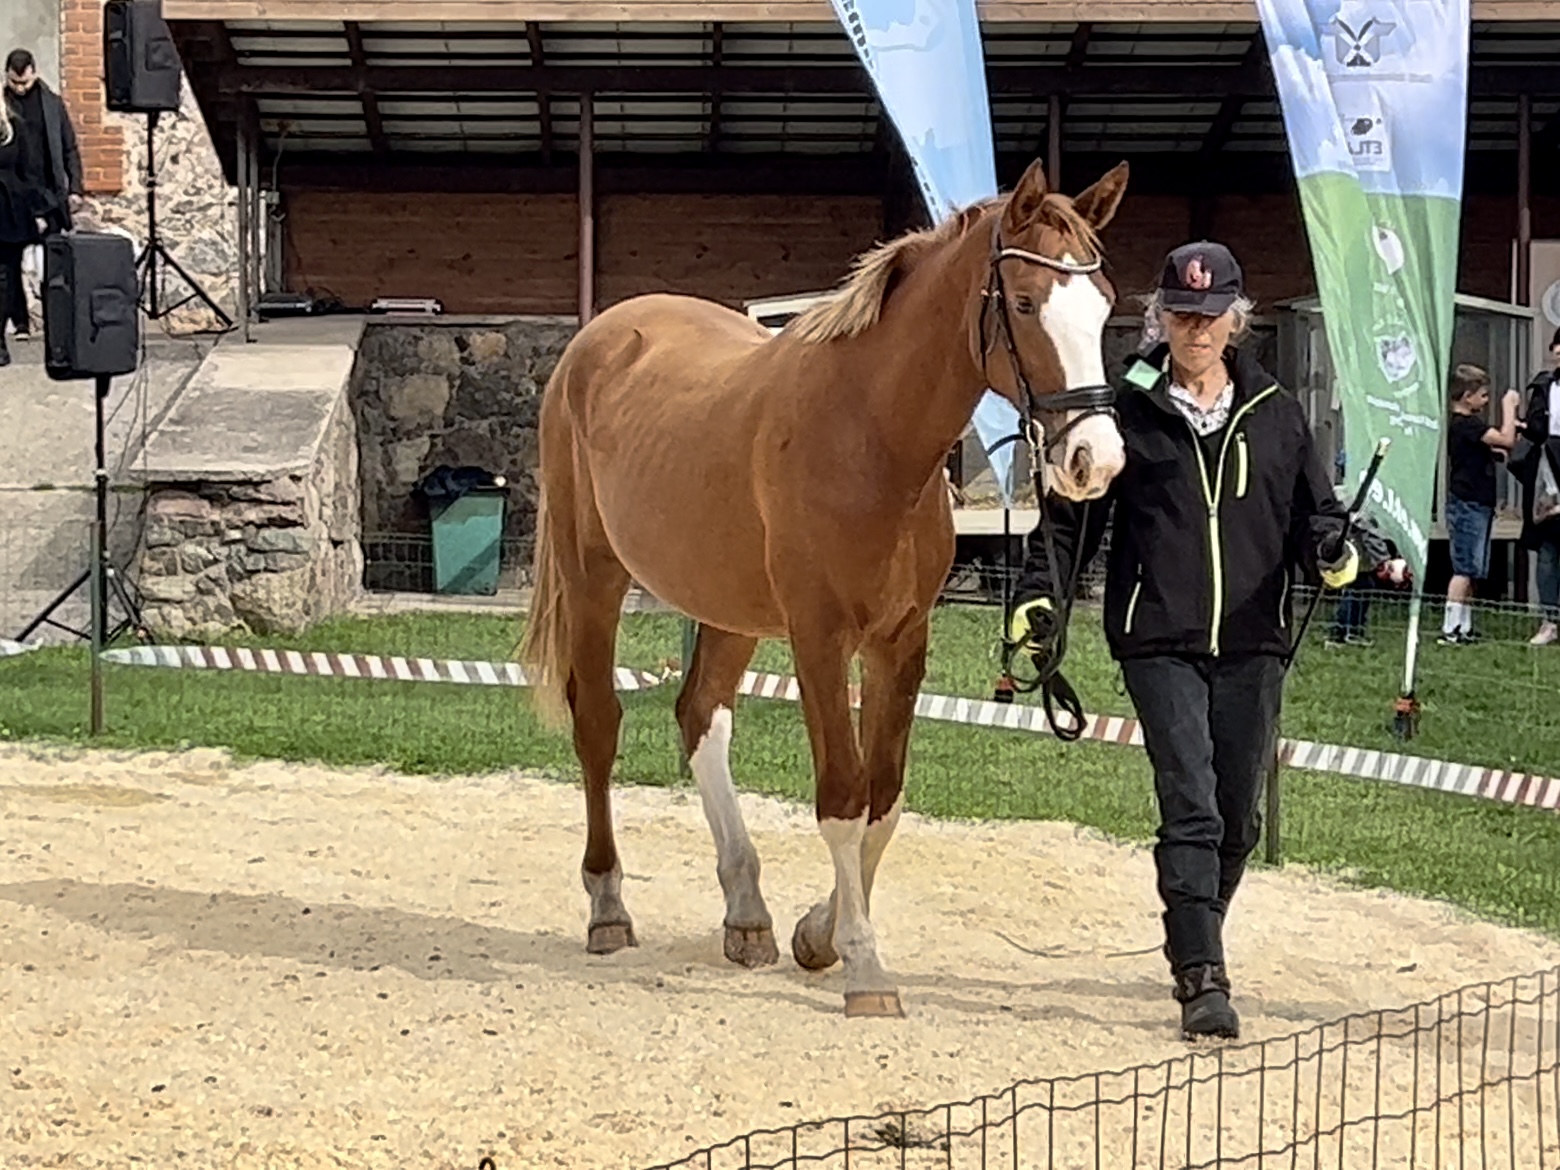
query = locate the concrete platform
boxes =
[0,334,208,642]
[131,317,366,485]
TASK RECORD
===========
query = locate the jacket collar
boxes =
[1123,341,1279,417]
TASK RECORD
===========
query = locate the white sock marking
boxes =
[690,706,765,923]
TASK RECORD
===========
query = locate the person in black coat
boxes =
[1007,241,1387,1041]
[0,90,56,365]
[4,49,84,339]
[1507,327,1560,645]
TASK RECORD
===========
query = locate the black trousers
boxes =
[1120,652,1285,972]
[0,242,26,333]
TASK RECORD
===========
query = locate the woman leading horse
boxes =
[519,157,1131,1017]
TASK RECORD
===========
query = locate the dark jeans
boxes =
[1329,585,1371,638]
[0,242,25,333]
[1120,653,1285,972]
[1539,533,1560,623]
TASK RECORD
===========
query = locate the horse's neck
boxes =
[840,232,992,497]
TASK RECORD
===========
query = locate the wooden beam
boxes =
[161,0,1560,24]
[578,94,595,324]
[1199,32,1266,156]
[525,21,553,162]
[277,155,891,195]
[218,61,1560,100]
[343,21,389,156]
[1065,22,1092,67]
[709,22,723,153]
[1518,93,1532,305]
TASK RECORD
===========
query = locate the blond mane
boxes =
[785,191,1102,345]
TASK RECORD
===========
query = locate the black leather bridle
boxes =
[977,219,1117,741]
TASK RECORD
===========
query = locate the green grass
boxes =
[1,601,1558,940]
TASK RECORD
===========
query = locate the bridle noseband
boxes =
[978,219,1118,742]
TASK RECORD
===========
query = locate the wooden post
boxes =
[678,617,698,778]
[1047,95,1062,186]
[235,116,251,343]
[1263,734,1282,866]
[1518,93,1532,306]
[578,93,596,326]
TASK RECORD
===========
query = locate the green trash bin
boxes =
[429,488,507,596]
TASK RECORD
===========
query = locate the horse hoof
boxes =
[724,925,779,968]
[587,922,638,954]
[791,907,840,971]
[844,990,906,1019]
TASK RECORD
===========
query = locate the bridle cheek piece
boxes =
[978,219,1119,743]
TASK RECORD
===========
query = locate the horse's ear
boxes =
[1072,161,1130,232]
[1001,157,1050,235]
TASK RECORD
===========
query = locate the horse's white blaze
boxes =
[819,811,893,995]
[690,705,766,925]
[1039,273,1125,501]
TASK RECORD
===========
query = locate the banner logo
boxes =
[1331,15,1397,68]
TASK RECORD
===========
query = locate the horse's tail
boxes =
[518,488,572,732]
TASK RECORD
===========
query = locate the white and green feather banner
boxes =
[1255,0,1470,695]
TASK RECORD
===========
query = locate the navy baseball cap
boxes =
[1158,241,1244,316]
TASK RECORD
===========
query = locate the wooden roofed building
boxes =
[161,0,1560,323]
[147,0,1560,597]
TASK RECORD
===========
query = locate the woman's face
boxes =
[1163,309,1237,380]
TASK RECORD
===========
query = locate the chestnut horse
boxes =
[518,157,1131,1017]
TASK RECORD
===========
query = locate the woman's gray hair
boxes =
[1140,288,1257,344]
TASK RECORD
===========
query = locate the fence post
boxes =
[89,519,105,737]
[1263,732,1281,866]
[678,616,697,778]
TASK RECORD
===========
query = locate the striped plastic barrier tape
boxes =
[91,647,1559,815]
[100,644,669,692]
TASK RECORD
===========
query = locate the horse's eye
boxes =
[1014,296,1036,316]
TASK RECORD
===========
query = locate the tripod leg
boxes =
[14,568,91,642]
[151,242,234,328]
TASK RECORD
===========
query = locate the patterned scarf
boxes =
[1168,380,1234,437]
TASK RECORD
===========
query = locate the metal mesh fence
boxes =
[642,968,1560,1170]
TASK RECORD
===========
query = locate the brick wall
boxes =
[58,0,124,194]
[282,190,885,314]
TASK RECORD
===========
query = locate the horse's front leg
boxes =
[787,615,904,1018]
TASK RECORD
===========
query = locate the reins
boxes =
[977,219,1116,742]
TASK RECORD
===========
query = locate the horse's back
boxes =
[553,293,771,417]
[538,292,788,633]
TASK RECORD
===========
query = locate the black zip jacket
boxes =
[1015,342,1378,662]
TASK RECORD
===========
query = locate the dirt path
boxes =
[0,742,1555,1169]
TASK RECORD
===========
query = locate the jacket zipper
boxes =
[1278,570,1290,629]
[1183,385,1279,657]
[1124,570,1144,634]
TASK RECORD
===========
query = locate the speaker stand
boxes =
[13,374,150,647]
[134,110,233,328]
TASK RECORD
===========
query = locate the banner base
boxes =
[1392,692,1422,742]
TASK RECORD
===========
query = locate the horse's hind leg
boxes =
[566,548,635,953]
[675,625,777,967]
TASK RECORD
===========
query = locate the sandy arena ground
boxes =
[1,741,1557,1169]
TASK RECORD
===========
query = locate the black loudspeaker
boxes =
[43,232,142,382]
[103,0,182,114]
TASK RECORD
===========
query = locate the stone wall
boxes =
[134,391,362,639]
[349,318,575,591]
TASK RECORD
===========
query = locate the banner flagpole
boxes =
[1254,0,1470,738]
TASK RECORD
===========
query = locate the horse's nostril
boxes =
[1070,443,1094,486]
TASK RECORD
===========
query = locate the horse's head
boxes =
[977,158,1130,503]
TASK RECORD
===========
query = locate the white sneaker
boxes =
[1531,622,1559,646]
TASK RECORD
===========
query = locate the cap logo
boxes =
[1182,256,1213,290]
